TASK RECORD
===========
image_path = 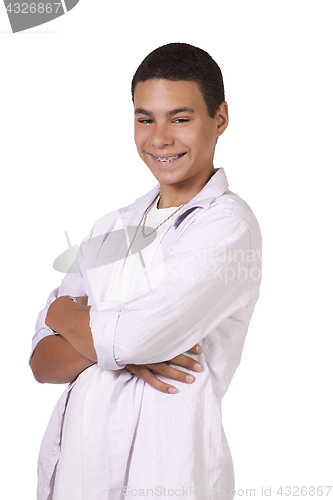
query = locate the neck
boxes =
[157,169,216,209]
[157,195,185,209]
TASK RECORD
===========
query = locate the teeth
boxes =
[154,153,184,162]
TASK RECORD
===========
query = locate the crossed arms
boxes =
[30,296,203,393]
[30,211,256,393]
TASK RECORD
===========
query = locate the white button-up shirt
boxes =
[31,168,262,500]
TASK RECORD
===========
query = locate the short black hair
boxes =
[131,43,225,119]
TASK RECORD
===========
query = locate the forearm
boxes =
[45,296,97,362]
[30,334,96,384]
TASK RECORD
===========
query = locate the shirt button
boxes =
[52,450,57,457]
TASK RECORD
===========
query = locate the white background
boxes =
[1,1,332,498]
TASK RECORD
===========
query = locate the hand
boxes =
[45,295,96,362]
[125,344,203,394]
[46,295,89,331]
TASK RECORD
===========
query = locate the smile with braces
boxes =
[152,153,186,162]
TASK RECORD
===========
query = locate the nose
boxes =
[151,123,174,149]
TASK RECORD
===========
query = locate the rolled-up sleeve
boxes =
[89,213,262,370]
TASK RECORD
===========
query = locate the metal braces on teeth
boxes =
[154,154,184,162]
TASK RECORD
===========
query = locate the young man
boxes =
[30,43,262,499]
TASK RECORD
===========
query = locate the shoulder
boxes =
[212,189,259,228]
[172,189,262,262]
[193,189,261,242]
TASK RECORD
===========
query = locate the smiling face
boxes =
[134,79,228,207]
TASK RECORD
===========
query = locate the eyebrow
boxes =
[135,107,195,117]
[167,107,195,116]
[135,108,153,117]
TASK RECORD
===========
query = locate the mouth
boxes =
[149,152,186,163]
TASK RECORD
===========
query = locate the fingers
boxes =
[145,362,198,385]
[188,344,203,355]
[169,353,203,373]
[126,364,177,394]
[125,345,204,395]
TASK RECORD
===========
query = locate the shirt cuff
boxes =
[89,302,125,370]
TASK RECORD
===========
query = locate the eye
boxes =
[173,118,190,124]
[138,118,153,124]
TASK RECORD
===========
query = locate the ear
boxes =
[215,101,229,137]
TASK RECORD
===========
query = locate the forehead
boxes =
[133,79,207,114]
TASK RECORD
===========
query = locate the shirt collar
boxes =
[133,167,229,226]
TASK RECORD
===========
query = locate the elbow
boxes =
[30,351,49,383]
[29,339,69,384]
[30,359,46,384]
[30,361,70,384]
[32,373,46,384]
[29,351,54,384]
[30,358,71,384]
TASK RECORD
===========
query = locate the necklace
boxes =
[141,193,186,238]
